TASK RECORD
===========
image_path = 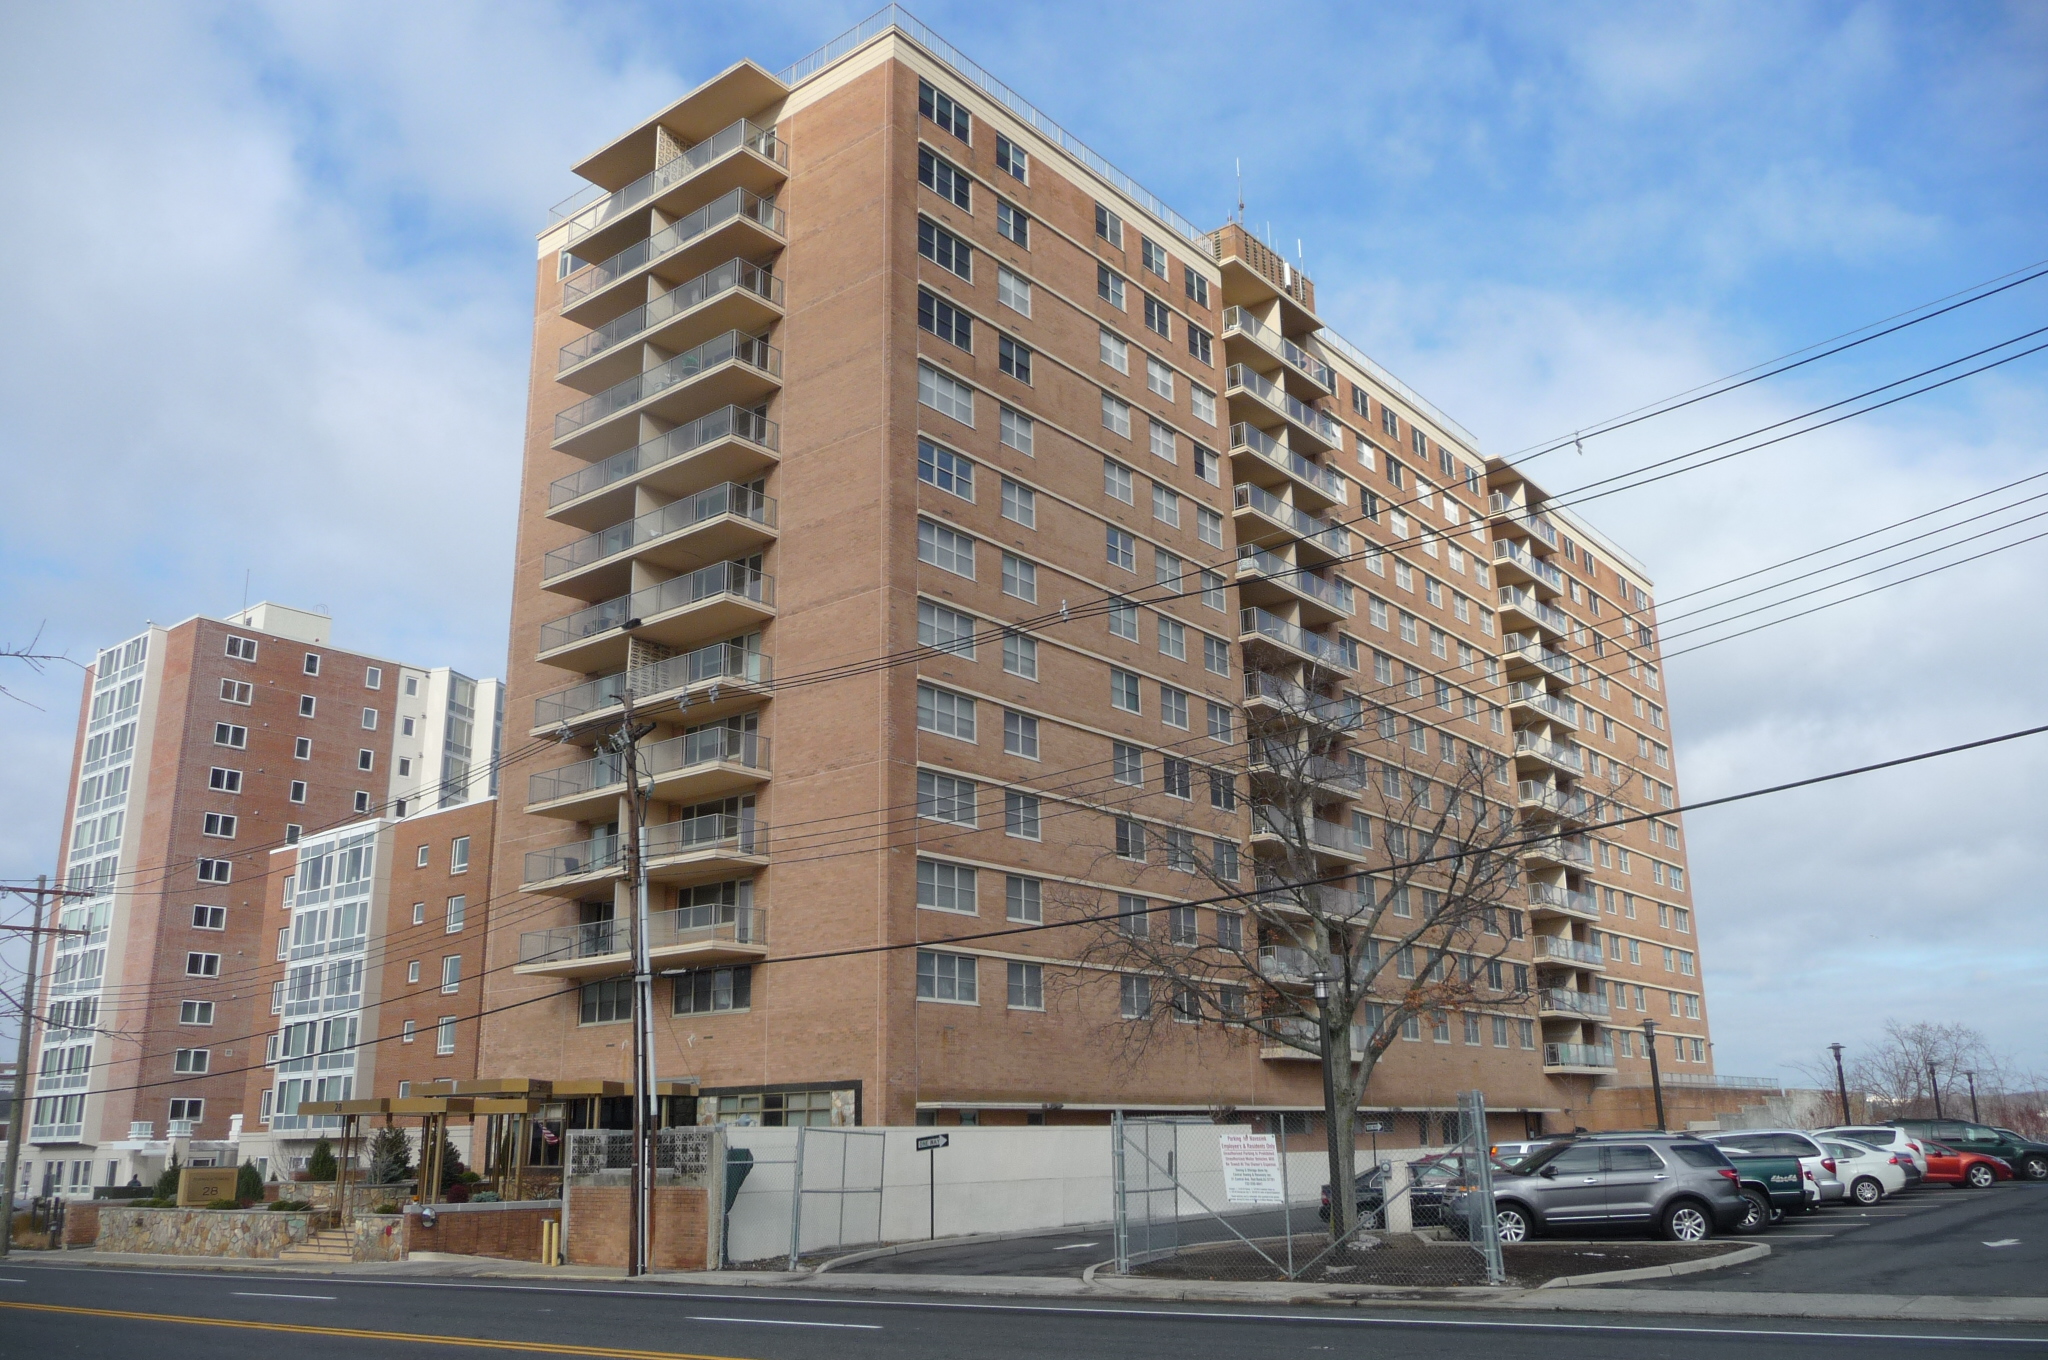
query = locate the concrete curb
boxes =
[818,1226,1106,1274]
[1539,1242,1769,1288]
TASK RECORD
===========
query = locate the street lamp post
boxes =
[1964,1070,1980,1123]
[1642,1022,1666,1132]
[1829,1043,1850,1124]
[1929,1062,1944,1119]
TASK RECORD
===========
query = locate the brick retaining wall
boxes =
[403,1201,561,1262]
[565,1186,709,1270]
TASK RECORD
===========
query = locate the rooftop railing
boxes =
[560,259,782,373]
[560,119,785,249]
[539,560,773,655]
[554,331,779,441]
[533,642,769,729]
[543,483,776,581]
[561,188,783,309]
[549,406,778,510]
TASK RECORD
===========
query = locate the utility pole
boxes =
[2,877,50,1257]
[617,689,657,1278]
[1829,1043,1850,1125]
[1929,1062,1943,1119]
[1964,1070,1980,1123]
[1642,1021,1666,1132]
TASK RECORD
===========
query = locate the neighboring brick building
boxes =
[477,14,1713,1139]
[21,605,499,1197]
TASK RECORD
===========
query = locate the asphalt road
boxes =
[3,1263,2046,1360]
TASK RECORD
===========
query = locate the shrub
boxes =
[306,1138,338,1184]
[370,1202,401,1217]
[236,1161,264,1204]
[368,1126,413,1185]
[153,1155,182,1201]
[205,1198,242,1211]
[470,1191,501,1204]
[269,1200,313,1213]
[443,1181,471,1204]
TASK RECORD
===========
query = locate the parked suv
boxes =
[1707,1130,1843,1205]
[1470,1133,1746,1242]
[1890,1120,2048,1181]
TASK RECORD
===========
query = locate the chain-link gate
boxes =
[1111,1092,1504,1285]
[786,1126,884,1268]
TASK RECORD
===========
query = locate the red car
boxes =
[1921,1140,2014,1189]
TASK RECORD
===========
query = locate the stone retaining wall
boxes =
[352,1213,408,1262]
[96,1206,319,1258]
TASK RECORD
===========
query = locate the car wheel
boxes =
[1966,1163,1997,1189]
[2023,1157,2048,1182]
[1494,1204,1532,1244]
[1660,1200,1714,1242]
[1732,1188,1771,1235]
[1852,1177,1883,1205]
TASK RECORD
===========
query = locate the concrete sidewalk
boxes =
[16,1249,2048,1324]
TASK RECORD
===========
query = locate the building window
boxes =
[357,748,375,772]
[997,200,1029,247]
[916,683,976,741]
[918,362,974,425]
[207,766,242,794]
[999,408,1034,457]
[1002,631,1037,679]
[1110,669,1141,713]
[364,665,382,689]
[1107,527,1136,572]
[439,955,461,993]
[918,859,978,915]
[214,723,247,749]
[1157,616,1186,661]
[288,780,307,804]
[191,904,225,931]
[917,770,977,826]
[673,965,752,1014]
[917,600,977,658]
[1115,818,1146,862]
[446,895,466,933]
[1000,552,1036,603]
[1095,203,1124,248]
[225,635,258,661]
[1003,709,1039,759]
[579,977,631,1024]
[219,679,252,705]
[1007,875,1042,923]
[1007,961,1044,1011]
[1191,386,1217,426]
[1120,974,1152,1018]
[179,1001,215,1025]
[450,836,470,873]
[1183,266,1209,308]
[995,266,1032,318]
[917,146,970,209]
[999,335,1033,383]
[197,858,231,884]
[1159,686,1189,729]
[1187,325,1212,365]
[202,812,237,839]
[1144,295,1171,339]
[1004,789,1041,840]
[918,217,972,280]
[994,133,1027,180]
[916,950,978,1003]
[302,653,321,676]
[1097,263,1126,311]
[1100,327,1129,373]
[918,78,971,139]
[294,737,312,760]
[436,1017,457,1055]
[168,1098,204,1123]
[354,791,371,814]
[918,289,972,351]
[917,518,976,578]
[185,952,221,977]
[174,1049,210,1074]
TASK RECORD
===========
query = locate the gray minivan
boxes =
[1478,1134,1747,1241]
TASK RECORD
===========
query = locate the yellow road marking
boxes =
[0,1299,756,1359]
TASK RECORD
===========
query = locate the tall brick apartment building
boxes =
[480,15,1710,1135]
[20,604,499,1196]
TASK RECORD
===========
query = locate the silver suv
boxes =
[1477,1134,1747,1241]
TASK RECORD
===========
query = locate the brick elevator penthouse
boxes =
[483,25,1709,1131]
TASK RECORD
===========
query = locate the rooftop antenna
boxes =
[1235,158,1244,223]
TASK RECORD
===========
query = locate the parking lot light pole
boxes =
[1964,1070,1980,1122]
[1929,1063,1944,1118]
[1829,1044,1850,1124]
[1642,1022,1666,1132]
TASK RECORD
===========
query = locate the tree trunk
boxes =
[1322,1016,1359,1243]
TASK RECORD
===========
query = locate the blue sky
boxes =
[3,1,2044,1085]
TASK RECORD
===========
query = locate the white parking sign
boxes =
[1219,1132,1284,1204]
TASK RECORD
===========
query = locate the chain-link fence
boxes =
[1109,1091,1504,1285]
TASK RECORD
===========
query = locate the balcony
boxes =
[1308,818,1371,862]
[532,642,769,735]
[1242,672,1362,732]
[559,258,784,391]
[1232,483,1353,562]
[644,810,767,882]
[1537,987,1611,1020]
[1248,741,1369,801]
[1489,494,1560,550]
[1254,879,1370,920]
[1260,1016,1370,1061]
[553,330,781,457]
[1517,780,1591,823]
[1235,546,1353,623]
[1502,632,1575,680]
[1256,945,1322,988]
[167,1119,197,1138]
[537,560,774,672]
[515,903,768,981]
[1224,364,1340,453]
[559,118,786,262]
[1493,540,1565,594]
[1528,882,1600,919]
[1221,307,1335,394]
[28,1123,84,1144]
[522,833,624,893]
[1497,586,1568,636]
[1229,422,1343,510]
[1543,1042,1616,1073]
[527,727,769,820]
[1240,607,1353,674]
[561,187,785,326]
[1535,935,1606,969]
[549,405,778,531]
[1520,835,1592,870]
[1505,682,1578,729]
[542,483,777,601]
[1513,731,1585,774]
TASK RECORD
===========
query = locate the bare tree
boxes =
[1824,1021,2045,1132]
[1065,670,1540,1242]
[0,622,82,708]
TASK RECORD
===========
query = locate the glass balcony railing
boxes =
[543,483,776,581]
[560,119,785,249]
[1229,423,1343,499]
[1502,633,1575,677]
[524,833,623,884]
[562,187,784,309]
[533,642,769,729]
[644,809,763,859]
[1494,540,1564,591]
[1538,987,1611,1019]
[1233,483,1353,555]
[549,406,778,510]
[1517,780,1590,818]
[1262,1016,1371,1055]
[539,560,773,655]
[560,259,782,373]
[1498,586,1568,633]
[1309,818,1370,855]
[1489,493,1561,547]
[1505,681,1578,725]
[1544,1042,1615,1068]
[517,903,766,969]
[1225,365,1340,443]
[528,727,767,807]
[1528,882,1599,915]
[1513,731,1584,772]
[1243,673,1361,729]
[1221,307,1335,389]
[1536,935,1605,967]
[1522,834,1593,866]
[1236,545,1353,613]
[554,331,779,441]
[1239,607,1354,670]
[1254,878,1369,918]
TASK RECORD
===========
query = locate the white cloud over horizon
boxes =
[3,0,2044,1085]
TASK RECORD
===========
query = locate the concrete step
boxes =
[279,1230,355,1260]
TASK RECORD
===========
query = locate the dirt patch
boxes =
[1126,1233,1742,1287]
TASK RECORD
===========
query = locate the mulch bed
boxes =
[1127,1233,1742,1287]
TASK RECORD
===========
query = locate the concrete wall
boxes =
[95,1206,320,1258]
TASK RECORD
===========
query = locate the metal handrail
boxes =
[560,259,782,372]
[554,331,780,441]
[544,483,776,581]
[533,642,769,728]
[560,120,785,247]
[561,188,784,308]
[549,406,778,509]
[539,560,774,654]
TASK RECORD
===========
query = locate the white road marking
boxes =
[232,1291,336,1300]
[0,1279,25,1285]
[1053,1242,1102,1250]
[1984,1238,2021,1247]
[687,1315,879,1330]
